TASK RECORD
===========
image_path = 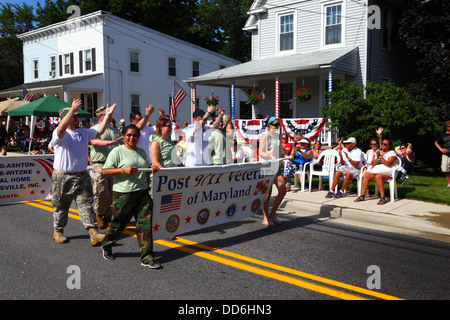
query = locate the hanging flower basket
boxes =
[246,89,265,105]
[205,95,219,106]
[295,88,315,102]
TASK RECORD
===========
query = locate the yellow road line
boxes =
[22,200,403,300]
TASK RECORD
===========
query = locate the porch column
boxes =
[230,81,235,120]
[191,84,196,112]
[275,77,280,118]
[63,88,70,103]
[328,70,333,146]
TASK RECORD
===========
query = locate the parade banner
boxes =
[151,161,279,240]
[234,118,326,142]
[0,155,54,204]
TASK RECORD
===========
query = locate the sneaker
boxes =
[102,248,114,260]
[141,260,161,269]
[325,191,334,198]
[333,190,343,198]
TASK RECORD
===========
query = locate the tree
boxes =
[398,0,450,122]
[320,81,440,164]
[0,2,36,90]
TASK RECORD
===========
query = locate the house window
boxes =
[130,51,140,73]
[280,83,293,118]
[32,59,39,79]
[169,57,176,76]
[49,56,56,78]
[382,10,392,49]
[280,14,294,51]
[64,54,71,74]
[131,94,140,113]
[85,49,92,71]
[192,61,200,77]
[325,4,342,45]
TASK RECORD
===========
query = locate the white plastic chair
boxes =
[374,156,402,202]
[355,153,368,196]
[308,149,341,192]
[293,160,313,192]
[241,146,254,163]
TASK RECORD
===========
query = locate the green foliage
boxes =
[320,81,441,163]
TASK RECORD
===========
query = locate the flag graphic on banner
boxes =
[170,80,187,121]
[22,87,34,102]
[160,192,182,213]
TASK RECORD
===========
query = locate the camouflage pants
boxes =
[91,163,114,219]
[52,171,97,230]
[102,189,155,263]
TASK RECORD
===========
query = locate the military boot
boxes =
[53,228,68,244]
[88,227,105,246]
[96,214,108,229]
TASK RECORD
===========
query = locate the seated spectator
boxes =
[312,140,324,160]
[281,133,292,158]
[284,135,313,191]
[326,137,363,198]
[395,143,414,178]
[333,137,344,153]
[355,138,399,204]
[366,138,380,165]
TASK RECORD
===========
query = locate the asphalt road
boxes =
[1,200,449,305]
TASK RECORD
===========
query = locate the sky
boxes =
[1,0,42,9]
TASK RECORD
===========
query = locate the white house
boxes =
[0,10,245,124]
[184,0,412,121]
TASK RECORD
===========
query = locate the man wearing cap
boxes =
[184,105,224,167]
[51,98,116,245]
[326,137,363,198]
[89,106,124,228]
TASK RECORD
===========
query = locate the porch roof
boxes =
[184,47,358,88]
[0,74,103,97]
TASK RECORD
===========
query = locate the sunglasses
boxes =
[270,123,280,127]
[161,124,171,128]
[382,143,390,146]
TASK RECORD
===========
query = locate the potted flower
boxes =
[205,95,219,106]
[246,89,265,105]
[295,88,315,102]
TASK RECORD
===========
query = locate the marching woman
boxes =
[101,124,161,269]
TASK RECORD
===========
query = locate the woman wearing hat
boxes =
[259,116,286,226]
[284,134,313,191]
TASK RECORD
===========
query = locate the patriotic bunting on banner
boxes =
[170,80,187,121]
[234,118,327,142]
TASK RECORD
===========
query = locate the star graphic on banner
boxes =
[153,223,160,232]
[36,170,40,175]
[30,190,35,195]
[215,210,221,217]
[42,178,46,182]
[241,205,247,211]
[40,190,45,194]
[185,216,191,224]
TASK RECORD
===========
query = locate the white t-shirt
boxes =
[342,146,363,169]
[184,124,212,167]
[52,128,98,173]
[136,125,156,162]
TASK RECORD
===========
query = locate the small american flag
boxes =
[22,87,34,102]
[288,99,293,109]
[170,80,187,121]
[160,192,182,213]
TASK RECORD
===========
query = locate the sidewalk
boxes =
[273,186,450,244]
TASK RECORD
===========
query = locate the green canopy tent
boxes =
[8,95,91,152]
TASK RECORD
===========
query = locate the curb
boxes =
[281,197,450,244]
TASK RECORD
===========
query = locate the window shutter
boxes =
[79,51,83,73]
[92,48,96,71]
[59,55,63,76]
[70,52,74,75]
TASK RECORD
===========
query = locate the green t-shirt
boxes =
[149,134,177,168]
[89,125,121,163]
[209,130,226,165]
[103,145,150,193]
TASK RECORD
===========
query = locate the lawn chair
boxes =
[293,159,313,192]
[241,145,254,163]
[308,149,341,192]
[374,156,402,202]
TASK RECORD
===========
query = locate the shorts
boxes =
[338,166,361,179]
[442,154,450,173]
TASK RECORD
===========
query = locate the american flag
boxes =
[22,87,34,102]
[288,99,293,109]
[160,192,182,213]
[170,80,187,121]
